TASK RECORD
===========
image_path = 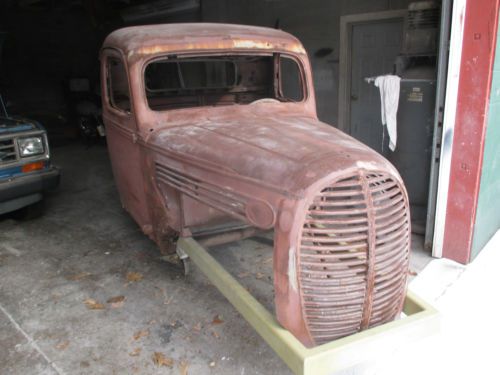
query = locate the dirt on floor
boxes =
[0,142,432,375]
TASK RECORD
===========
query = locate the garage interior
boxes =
[1,0,499,374]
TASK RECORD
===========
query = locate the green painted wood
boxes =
[177,237,439,375]
[472,21,500,259]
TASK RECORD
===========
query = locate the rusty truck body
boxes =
[100,23,410,348]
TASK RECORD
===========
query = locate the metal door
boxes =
[101,49,150,230]
[349,20,404,154]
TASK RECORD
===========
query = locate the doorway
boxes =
[338,6,446,249]
[349,19,404,154]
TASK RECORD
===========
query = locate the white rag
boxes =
[374,75,401,151]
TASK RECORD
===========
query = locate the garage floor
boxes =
[0,143,432,375]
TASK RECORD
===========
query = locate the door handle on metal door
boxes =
[351,94,358,101]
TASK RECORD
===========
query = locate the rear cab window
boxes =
[106,57,131,113]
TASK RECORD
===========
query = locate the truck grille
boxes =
[298,172,410,345]
[0,138,18,163]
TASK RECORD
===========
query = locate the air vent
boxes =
[401,1,441,56]
[155,163,248,221]
[407,7,440,30]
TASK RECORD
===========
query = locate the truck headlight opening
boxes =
[18,136,44,157]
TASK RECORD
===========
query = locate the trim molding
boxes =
[432,0,467,258]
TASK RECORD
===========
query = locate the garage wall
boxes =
[201,0,416,125]
[0,1,200,142]
[0,5,102,111]
[472,20,500,260]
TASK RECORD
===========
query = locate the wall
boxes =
[0,1,199,142]
[0,3,111,141]
[201,0,415,125]
[472,19,500,259]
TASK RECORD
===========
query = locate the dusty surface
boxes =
[0,143,432,375]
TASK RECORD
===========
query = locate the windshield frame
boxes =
[140,50,309,113]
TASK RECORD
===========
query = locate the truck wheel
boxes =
[12,199,45,220]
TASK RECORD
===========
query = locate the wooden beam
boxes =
[177,237,439,375]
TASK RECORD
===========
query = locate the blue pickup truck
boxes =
[0,96,60,218]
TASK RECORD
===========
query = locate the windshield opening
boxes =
[144,54,304,111]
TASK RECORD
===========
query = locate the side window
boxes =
[279,56,304,102]
[107,58,131,112]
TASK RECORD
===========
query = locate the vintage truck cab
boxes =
[101,23,410,347]
[0,97,60,217]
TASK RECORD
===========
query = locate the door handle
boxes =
[351,94,358,101]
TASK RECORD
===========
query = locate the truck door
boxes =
[101,49,150,230]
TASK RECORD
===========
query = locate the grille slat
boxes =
[301,267,367,278]
[375,209,407,229]
[300,275,366,287]
[302,234,367,243]
[308,208,368,216]
[301,253,367,261]
[308,324,362,334]
[304,300,365,309]
[301,258,367,268]
[372,195,405,211]
[303,292,366,302]
[311,198,368,207]
[307,318,362,326]
[303,221,368,230]
[0,138,18,163]
[375,225,409,244]
[374,236,409,254]
[297,172,410,345]
[306,310,362,319]
[374,201,407,222]
[369,181,398,193]
[300,242,368,252]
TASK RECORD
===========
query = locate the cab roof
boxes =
[102,23,306,62]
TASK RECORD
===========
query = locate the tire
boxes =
[12,199,45,220]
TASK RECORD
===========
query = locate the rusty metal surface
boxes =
[102,23,307,62]
[100,23,411,348]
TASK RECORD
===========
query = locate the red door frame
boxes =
[442,0,500,263]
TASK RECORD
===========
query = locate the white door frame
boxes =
[338,9,407,133]
[432,0,467,258]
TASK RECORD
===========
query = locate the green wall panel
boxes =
[472,22,500,259]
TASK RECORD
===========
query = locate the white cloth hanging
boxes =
[374,75,401,151]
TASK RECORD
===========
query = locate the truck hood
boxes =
[150,114,399,195]
[0,116,42,135]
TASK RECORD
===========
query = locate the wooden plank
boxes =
[178,237,439,375]
[178,237,307,374]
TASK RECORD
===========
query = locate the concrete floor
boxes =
[0,143,432,375]
[371,229,500,375]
